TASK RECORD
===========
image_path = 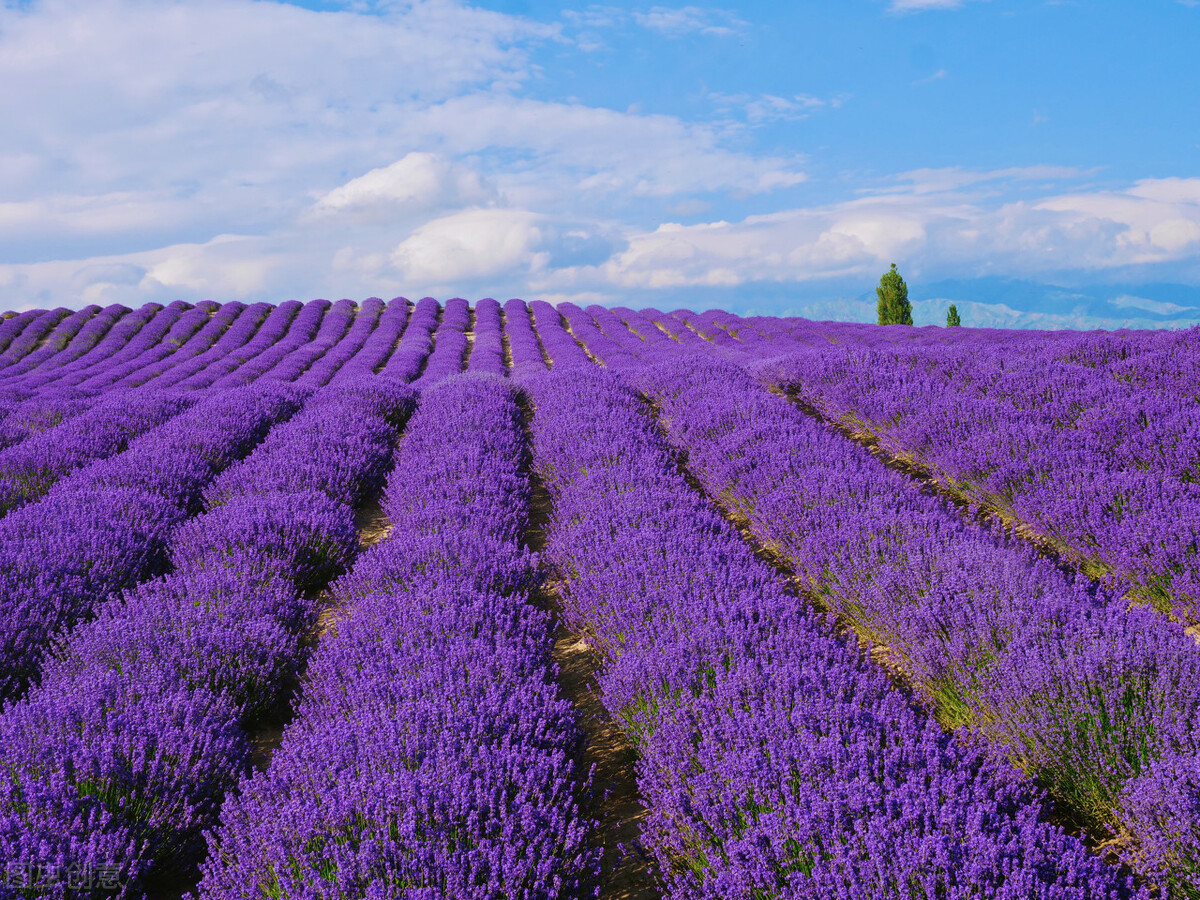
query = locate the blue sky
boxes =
[0,0,1197,326]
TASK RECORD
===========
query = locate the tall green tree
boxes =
[876,263,912,326]
[946,304,961,327]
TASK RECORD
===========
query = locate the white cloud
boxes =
[0,0,548,252]
[561,4,745,47]
[1127,177,1200,205]
[875,165,1089,196]
[143,234,279,297]
[1036,182,1200,264]
[394,94,806,201]
[667,198,713,216]
[533,174,1200,291]
[560,5,627,30]
[391,208,546,283]
[912,68,948,85]
[0,232,283,311]
[0,0,805,284]
[632,6,746,37]
[710,91,848,124]
[3,171,1199,313]
[578,206,927,289]
[308,152,492,221]
[0,193,177,236]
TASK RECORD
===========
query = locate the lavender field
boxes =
[0,297,1198,900]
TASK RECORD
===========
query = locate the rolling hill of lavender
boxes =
[0,297,1198,900]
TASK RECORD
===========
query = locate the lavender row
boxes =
[254,298,353,385]
[0,307,71,376]
[115,302,256,390]
[188,301,300,390]
[559,303,637,368]
[0,305,106,382]
[51,302,189,390]
[379,295,440,381]
[573,308,1200,893]
[620,352,1200,895]
[151,301,275,390]
[1,299,411,397]
[0,385,302,701]
[528,303,1200,891]
[630,308,1200,625]
[640,307,705,346]
[0,390,98,451]
[584,305,671,362]
[523,364,1135,899]
[529,300,594,370]
[15,304,136,382]
[295,298,384,387]
[75,302,216,393]
[717,316,1200,622]
[195,375,594,899]
[586,308,1200,877]
[0,379,410,896]
[205,377,413,510]
[412,296,470,387]
[0,391,193,515]
[198,300,322,389]
[607,306,679,351]
[2,303,144,390]
[28,303,149,383]
[670,309,739,349]
[329,297,410,380]
[503,298,549,378]
[466,297,506,376]
[1070,326,1200,394]
[0,306,197,450]
[0,309,51,364]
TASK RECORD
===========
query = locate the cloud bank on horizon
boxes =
[0,0,1197,328]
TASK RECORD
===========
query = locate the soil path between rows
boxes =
[524,413,660,900]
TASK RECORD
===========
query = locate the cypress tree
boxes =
[876,263,912,326]
[947,304,961,327]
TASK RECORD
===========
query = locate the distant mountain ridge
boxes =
[910,278,1200,329]
[703,277,1200,330]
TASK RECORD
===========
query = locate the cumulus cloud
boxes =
[0,233,282,310]
[531,174,1200,291]
[394,94,806,202]
[0,0,805,273]
[391,209,546,283]
[585,207,926,289]
[307,153,492,222]
[1127,177,1200,205]
[0,0,547,259]
[4,171,1200,313]
[1035,181,1200,264]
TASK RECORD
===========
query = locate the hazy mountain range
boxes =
[678,278,1200,331]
